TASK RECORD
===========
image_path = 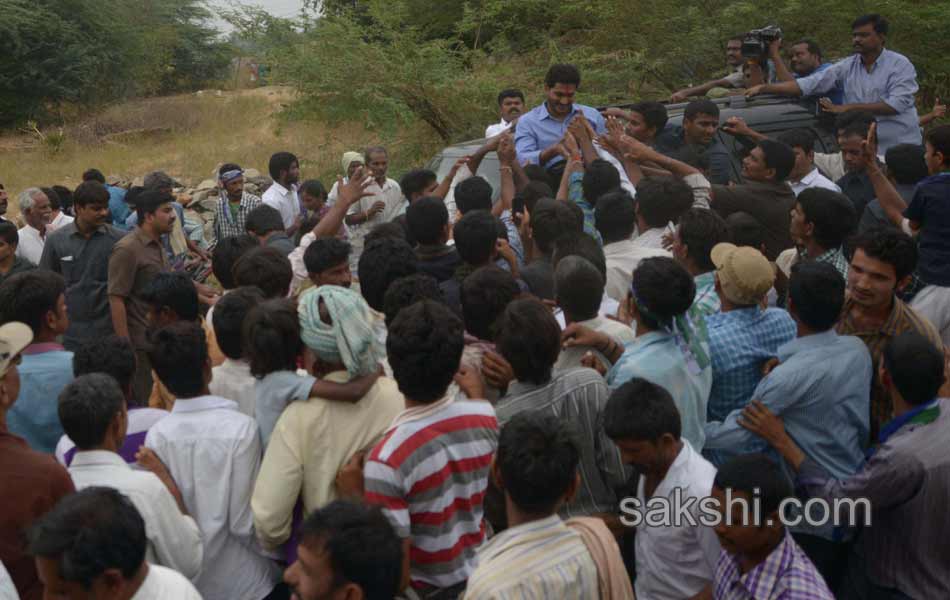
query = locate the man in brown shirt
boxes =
[836,227,942,441]
[0,322,75,600]
[108,190,174,403]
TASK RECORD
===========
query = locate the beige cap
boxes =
[0,322,32,378]
[711,243,775,305]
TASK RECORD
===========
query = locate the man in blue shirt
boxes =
[748,14,921,153]
[514,63,606,171]
[767,38,843,105]
[704,261,871,589]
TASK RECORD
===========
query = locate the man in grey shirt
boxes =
[40,180,125,350]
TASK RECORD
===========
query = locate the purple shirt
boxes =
[714,530,833,599]
[56,407,169,466]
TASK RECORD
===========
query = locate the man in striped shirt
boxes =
[364,300,499,597]
[464,413,601,599]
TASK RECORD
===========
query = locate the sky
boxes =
[207,0,308,32]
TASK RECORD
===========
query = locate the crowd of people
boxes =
[1,11,949,600]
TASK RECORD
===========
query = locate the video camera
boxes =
[741,26,783,61]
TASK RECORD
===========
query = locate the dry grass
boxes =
[0,86,443,217]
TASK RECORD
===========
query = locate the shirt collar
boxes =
[842,295,906,338]
[876,398,940,448]
[171,394,239,414]
[694,271,716,288]
[723,530,798,600]
[387,393,454,430]
[70,450,130,469]
[270,182,290,196]
[777,329,837,361]
[478,514,563,558]
[133,226,162,247]
[793,168,821,186]
[540,102,578,122]
[22,342,65,355]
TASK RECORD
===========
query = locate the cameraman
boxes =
[768,38,844,105]
[748,14,921,153]
[670,36,746,103]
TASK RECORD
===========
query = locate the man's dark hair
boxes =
[244,299,302,378]
[364,146,388,164]
[629,101,669,133]
[268,151,298,182]
[757,140,796,182]
[399,169,437,201]
[28,487,147,588]
[496,298,561,386]
[677,208,730,272]
[727,34,744,44]
[134,189,174,224]
[42,188,62,212]
[73,336,137,404]
[304,238,351,276]
[552,232,607,278]
[684,100,719,121]
[777,128,816,154]
[300,179,328,200]
[212,235,258,290]
[852,13,889,35]
[406,196,448,246]
[387,300,464,403]
[245,204,285,236]
[0,222,18,246]
[518,180,553,215]
[82,168,107,184]
[885,144,929,185]
[58,374,125,450]
[797,188,856,250]
[141,272,199,322]
[461,266,520,341]
[594,190,636,244]
[792,39,823,61]
[0,270,65,336]
[835,110,875,136]
[300,501,402,600]
[531,198,582,255]
[454,210,498,266]
[925,125,950,165]
[847,226,918,282]
[788,262,845,331]
[233,246,293,299]
[714,454,793,515]
[839,120,874,141]
[544,64,581,88]
[883,332,945,406]
[581,160,621,206]
[604,378,681,441]
[497,89,525,106]
[213,286,266,360]
[124,186,145,211]
[52,185,74,213]
[497,413,581,514]
[455,177,493,214]
[72,180,110,208]
[364,222,407,245]
[635,178,695,229]
[382,274,443,328]
[147,321,208,398]
[555,256,604,322]
[726,212,765,249]
[358,238,418,311]
[632,257,696,331]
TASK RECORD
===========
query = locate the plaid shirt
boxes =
[690,271,721,321]
[811,246,849,281]
[714,530,834,599]
[213,191,262,244]
[568,172,604,245]
[706,306,797,422]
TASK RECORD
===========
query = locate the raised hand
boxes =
[337,166,374,207]
[497,134,517,166]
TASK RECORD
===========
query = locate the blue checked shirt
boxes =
[567,172,604,245]
[705,306,797,423]
[689,272,721,321]
[714,530,834,599]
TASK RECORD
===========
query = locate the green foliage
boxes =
[0,0,231,127]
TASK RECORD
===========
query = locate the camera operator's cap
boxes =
[711,243,775,305]
[0,322,32,378]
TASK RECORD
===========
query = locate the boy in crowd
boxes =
[209,287,266,417]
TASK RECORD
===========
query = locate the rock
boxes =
[244,168,261,179]
[195,179,218,191]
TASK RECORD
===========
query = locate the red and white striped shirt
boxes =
[364,396,498,589]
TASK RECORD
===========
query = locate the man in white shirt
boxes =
[57,374,202,579]
[485,89,525,138]
[210,287,265,417]
[144,321,281,600]
[778,129,842,196]
[28,487,202,600]
[344,146,405,272]
[605,378,721,600]
[262,151,302,235]
[14,188,51,265]
[45,188,74,231]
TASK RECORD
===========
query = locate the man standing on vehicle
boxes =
[515,64,606,177]
[767,38,844,105]
[486,89,525,138]
[670,35,746,103]
[657,100,734,185]
[748,14,921,153]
